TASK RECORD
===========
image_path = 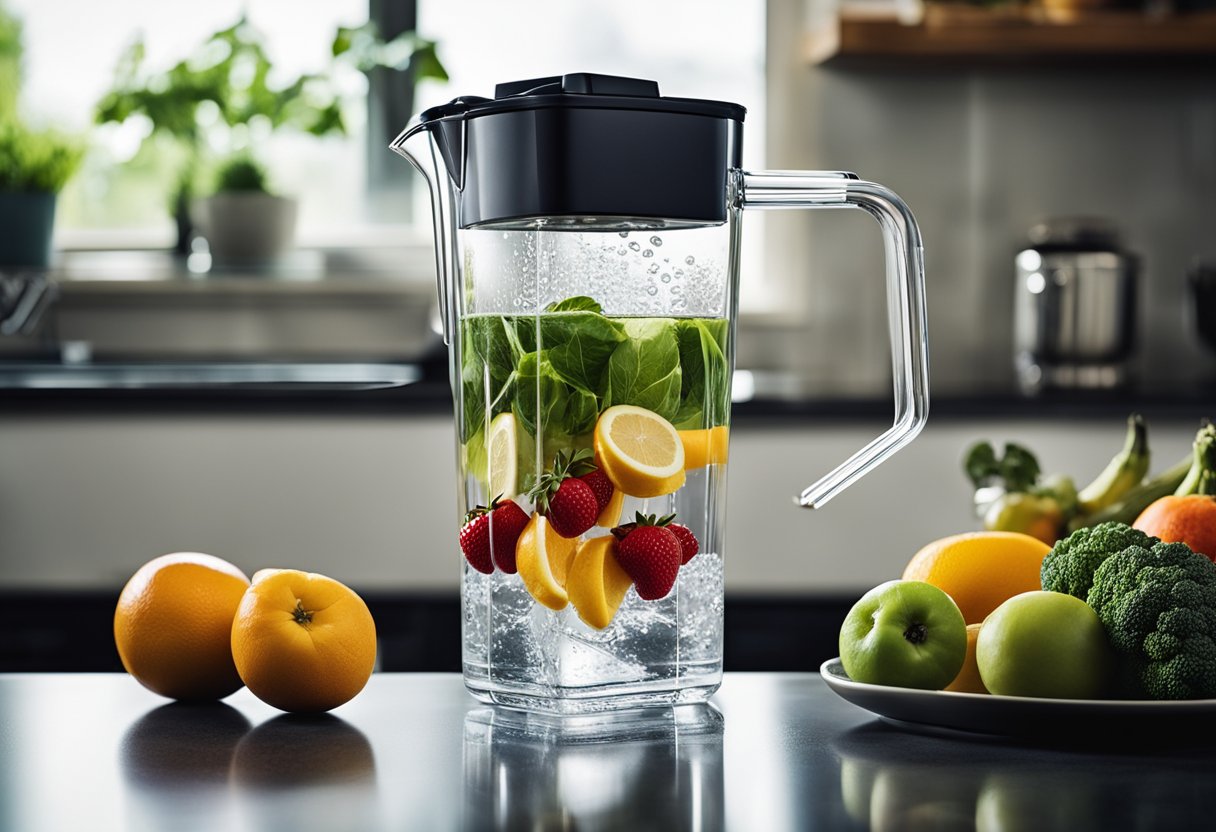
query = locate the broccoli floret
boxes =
[1086,541,1216,699]
[1040,521,1159,600]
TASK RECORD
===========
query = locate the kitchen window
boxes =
[11,0,766,296]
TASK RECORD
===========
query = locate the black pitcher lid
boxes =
[418,72,746,125]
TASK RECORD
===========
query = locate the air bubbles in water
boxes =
[647,264,659,274]
[642,249,654,258]
[618,231,630,238]
[649,236,663,247]
[685,256,695,266]
[660,273,671,283]
[628,241,641,251]
[617,247,627,256]
[646,285,658,296]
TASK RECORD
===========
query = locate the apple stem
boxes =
[903,622,928,644]
[293,599,314,628]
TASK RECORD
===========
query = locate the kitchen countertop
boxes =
[1,673,1212,831]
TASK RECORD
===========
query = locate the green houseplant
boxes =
[0,3,83,268]
[96,15,446,258]
[198,155,297,266]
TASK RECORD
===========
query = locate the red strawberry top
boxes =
[611,513,683,601]
[529,449,602,539]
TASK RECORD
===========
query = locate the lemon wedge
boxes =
[515,513,577,611]
[567,535,634,630]
[487,412,519,499]
[593,405,685,498]
[678,425,730,470]
[597,487,625,528]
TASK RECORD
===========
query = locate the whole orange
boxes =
[901,532,1051,624]
[1134,495,1216,562]
[230,569,377,713]
[114,552,251,701]
[944,623,988,694]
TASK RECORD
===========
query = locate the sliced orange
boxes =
[515,513,578,610]
[593,405,685,498]
[679,426,730,470]
[567,535,634,630]
[597,488,625,528]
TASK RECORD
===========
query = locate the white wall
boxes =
[0,413,1197,593]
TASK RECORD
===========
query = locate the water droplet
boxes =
[685,256,695,265]
[674,269,685,278]
[617,247,627,256]
[618,231,630,238]
[646,285,658,296]
[647,264,659,274]
[642,249,654,258]
[660,273,671,283]
[628,241,640,251]
[649,236,663,247]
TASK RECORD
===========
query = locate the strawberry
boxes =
[579,468,616,514]
[611,513,683,601]
[669,523,700,565]
[529,448,602,539]
[488,499,530,574]
[459,497,530,575]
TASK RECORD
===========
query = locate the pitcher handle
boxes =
[739,171,930,509]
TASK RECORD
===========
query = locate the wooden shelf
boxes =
[807,8,1216,66]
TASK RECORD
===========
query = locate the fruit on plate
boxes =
[1133,495,1216,562]
[593,405,685,498]
[515,513,578,610]
[567,535,634,629]
[902,531,1051,624]
[459,498,531,574]
[679,425,729,470]
[530,448,603,539]
[114,552,250,701]
[976,590,1112,699]
[838,580,967,690]
[669,522,700,565]
[611,513,683,601]
[230,568,377,713]
[944,622,988,694]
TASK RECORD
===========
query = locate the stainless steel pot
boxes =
[1014,219,1139,391]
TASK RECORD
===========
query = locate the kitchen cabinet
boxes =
[0,672,1211,830]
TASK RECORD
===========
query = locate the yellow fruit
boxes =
[515,514,578,610]
[567,535,634,629]
[679,426,730,470]
[593,405,685,498]
[902,532,1051,625]
[487,412,519,499]
[944,623,988,694]
[230,569,377,713]
[597,488,625,528]
[114,552,250,701]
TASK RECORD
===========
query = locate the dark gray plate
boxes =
[821,658,1216,741]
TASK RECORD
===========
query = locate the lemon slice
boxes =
[567,535,634,630]
[515,513,578,611]
[593,405,685,498]
[678,425,730,470]
[487,413,519,499]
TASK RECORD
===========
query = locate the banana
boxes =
[1077,413,1150,515]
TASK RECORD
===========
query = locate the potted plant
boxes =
[95,15,446,258]
[197,155,297,266]
[0,3,82,268]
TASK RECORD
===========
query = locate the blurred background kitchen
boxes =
[1,0,1213,671]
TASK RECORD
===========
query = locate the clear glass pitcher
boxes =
[392,73,928,713]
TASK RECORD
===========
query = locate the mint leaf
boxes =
[514,350,598,439]
[545,296,603,314]
[604,319,682,421]
[675,319,730,429]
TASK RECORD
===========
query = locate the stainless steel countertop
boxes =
[1,672,1212,831]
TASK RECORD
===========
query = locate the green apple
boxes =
[839,580,967,689]
[976,590,1112,699]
